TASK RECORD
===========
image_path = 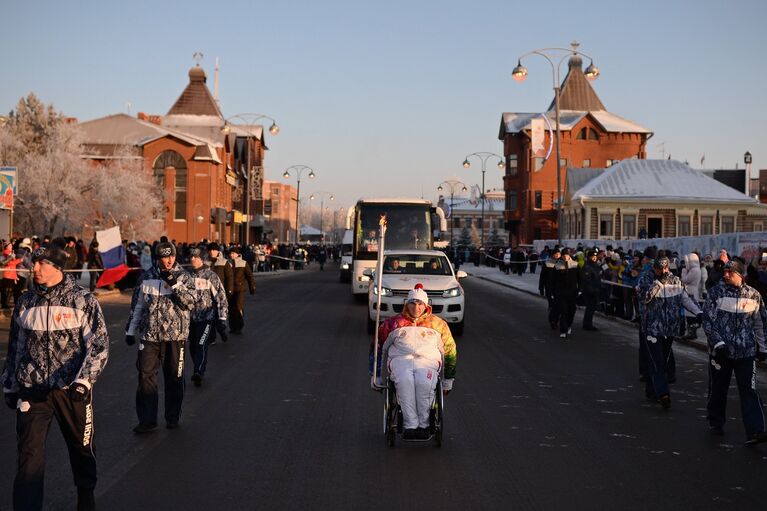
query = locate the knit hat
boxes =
[653,256,670,271]
[155,241,176,258]
[32,240,68,270]
[643,246,657,260]
[189,247,205,259]
[207,242,220,252]
[406,283,429,304]
[19,238,32,250]
[586,249,598,258]
[229,245,241,255]
[725,258,746,276]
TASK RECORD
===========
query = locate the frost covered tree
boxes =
[1,93,163,239]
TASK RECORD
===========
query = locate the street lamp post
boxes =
[283,165,316,244]
[745,151,753,196]
[462,152,505,247]
[437,179,468,246]
[512,42,600,244]
[221,113,280,247]
[309,191,334,245]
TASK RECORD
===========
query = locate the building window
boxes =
[508,191,517,212]
[560,158,567,168]
[476,217,483,229]
[721,215,735,233]
[599,214,613,237]
[272,188,279,195]
[508,155,518,176]
[534,158,544,172]
[152,150,187,221]
[583,159,591,168]
[623,214,636,238]
[754,222,764,232]
[588,128,600,140]
[701,215,714,235]
[534,227,542,240]
[678,215,691,237]
[607,159,619,167]
[453,217,460,228]
[534,191,542,209]
[576,128,587,140]
[466,218,473,228]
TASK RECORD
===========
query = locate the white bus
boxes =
[348,197,447,296]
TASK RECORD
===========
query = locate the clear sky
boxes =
[2,0,765,211]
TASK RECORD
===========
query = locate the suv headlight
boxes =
[442,287,462,298]
[372,286,393,296]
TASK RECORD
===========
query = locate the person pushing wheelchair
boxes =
[371,283,457,440]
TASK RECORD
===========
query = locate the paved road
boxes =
[1,263,767,510]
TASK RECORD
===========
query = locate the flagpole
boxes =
[371,214,387,390]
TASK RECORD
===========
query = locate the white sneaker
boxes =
[567,328,572,335]
[560,333,567,339]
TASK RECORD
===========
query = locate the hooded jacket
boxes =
[1,274,109,394]
[372,303,457,380]
[681,253,702,302]
[703,280,767,359]
[126,263,195,342]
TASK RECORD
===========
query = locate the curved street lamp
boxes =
[462,152,505,247]
[437,180,468,246]
[221,113,280,246]
[283,165,316,243]
[309,191,335,245]
[512,42,600,244]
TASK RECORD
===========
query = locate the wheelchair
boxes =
[382,374,444,447]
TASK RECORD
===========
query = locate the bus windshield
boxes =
[354,203,432,259]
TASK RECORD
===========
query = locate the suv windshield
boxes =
[383,255,451,276]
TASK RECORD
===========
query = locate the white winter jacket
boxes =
[682,253,702,317]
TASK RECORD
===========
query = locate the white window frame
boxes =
[598,211,615,239]
[754,221,764,232]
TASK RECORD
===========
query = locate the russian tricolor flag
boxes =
[95,226,130,288]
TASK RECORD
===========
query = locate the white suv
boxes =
[365,250,467,335]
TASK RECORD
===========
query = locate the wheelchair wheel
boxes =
[432,380,444,447]
[384,381,396,447]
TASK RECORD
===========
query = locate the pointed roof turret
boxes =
[548,54,606,112]
[167,65,223,118]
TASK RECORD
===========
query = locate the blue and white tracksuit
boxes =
[703,281,767,437]
[189,266,228,376]
[637,272,700,399]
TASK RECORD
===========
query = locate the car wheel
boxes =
[451,318,464,336]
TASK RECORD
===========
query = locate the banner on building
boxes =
[0,167,17,210]
[531,118,545,158]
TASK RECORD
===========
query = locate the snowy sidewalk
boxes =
[461,262,710,352]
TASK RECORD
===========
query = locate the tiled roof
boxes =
[548,56,605,111]
[571,159,758,204]
[167,66,223,117]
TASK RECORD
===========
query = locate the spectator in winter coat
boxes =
[139,245,152,271]
[539,247,561,329]
[207,243,233,296]
[87,240,104,292]
[681,252,703,339]
[703,258,767,444]
[228,246,255,335]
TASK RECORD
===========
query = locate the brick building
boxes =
[262,180,297,243]
[562,159,767,240]
[498,54,652,244]
[79,64,275,243]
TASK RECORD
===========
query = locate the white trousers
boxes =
[389,355,439,429]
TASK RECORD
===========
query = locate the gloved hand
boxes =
[216,321,229,343]
[125,335,136,346]
[69,382,90,402]
[712,344,728,368]
[160,270,178,287]
[442,378,454,394]
[4,392,18,410]
[696,313,704,325]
